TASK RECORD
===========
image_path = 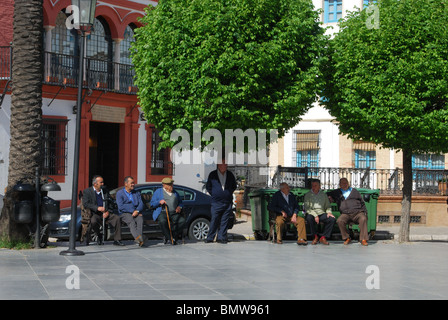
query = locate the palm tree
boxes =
[0,0,44,242]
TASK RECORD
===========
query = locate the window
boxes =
[174,187,195,201]
[353,140,376,169]
[294,131,320,167]
[147,126,173,176]
[412,154,445,170]
[324,0,343,23]
[363,0,377,8]
[41,117,68,177]
[120,24,136,65]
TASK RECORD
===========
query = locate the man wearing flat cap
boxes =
[150,177,185,244]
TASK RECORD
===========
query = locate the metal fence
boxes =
[44,51,137,94]
[229,165,448,196]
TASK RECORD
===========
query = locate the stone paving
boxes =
[1,222,447,301]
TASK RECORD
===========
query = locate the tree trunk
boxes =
[0,0,43,242]
[398,148,413,242]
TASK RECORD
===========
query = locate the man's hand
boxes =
[97,206,105,212]
[281,211,287,218]
[291,213,297,224]
[132,210,141,217]
[103,211,110,219]
[314,216,319,224]
[175,206,181,213]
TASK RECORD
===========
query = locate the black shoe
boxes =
[217,240,228,244]
[97,238,103,245]
[204,239,213,243]
[113,240,125,246]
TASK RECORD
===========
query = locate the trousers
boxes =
[120,213,143,240]
[90,213,122,241]
[207,202,233,242]
[275,215,307,241]
[157,211,186,240]
[337,211,369,241]
[305,213,336,239]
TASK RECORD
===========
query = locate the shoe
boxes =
[319,237,329,245]
[113,240,125,246]
[204,239,213,243]
[135,235,145,247]
[276,239,283,244]
[217,240,228,244]
[361,240,368,246]
[343,238,351,245]
[97,238,103,245]
[312,235,319,245]
[297,239,308,246]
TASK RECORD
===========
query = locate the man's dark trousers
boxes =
[207,202,233,242]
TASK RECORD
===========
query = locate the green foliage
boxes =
[132,0,326,149]
[321,0,448,154]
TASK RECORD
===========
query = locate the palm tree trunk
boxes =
[0,0,43,242]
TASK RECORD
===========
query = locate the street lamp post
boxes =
[60,0,97,256]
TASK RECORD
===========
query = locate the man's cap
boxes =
[161,177,174,184]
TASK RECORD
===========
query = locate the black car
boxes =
[49,183,235,241]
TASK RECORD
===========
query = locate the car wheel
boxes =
[188,218,210,241]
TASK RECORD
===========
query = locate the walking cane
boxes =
[165,205,174,244]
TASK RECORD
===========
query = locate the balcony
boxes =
[0,46,138,96]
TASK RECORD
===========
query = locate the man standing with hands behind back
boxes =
[205,156,237,244]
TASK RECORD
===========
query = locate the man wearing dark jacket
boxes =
[329,178,369,246]
[82,175,124,246]
[205,157,237,244]
[268,182,307,245]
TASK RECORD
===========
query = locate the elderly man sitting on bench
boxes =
[268,182,307,245]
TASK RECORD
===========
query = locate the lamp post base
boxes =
[59,249,85,256]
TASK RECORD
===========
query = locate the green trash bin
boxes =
[353,188,380,238]
[249,188,278,240]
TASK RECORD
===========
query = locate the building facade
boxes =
[0,0,175,208]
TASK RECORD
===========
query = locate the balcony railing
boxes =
[229,165,448,196]
[0,46,137,94]
[44,51,137,94]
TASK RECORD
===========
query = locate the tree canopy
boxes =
[320,0,448,241]
[132,0,326,149]
[321,0,448,154]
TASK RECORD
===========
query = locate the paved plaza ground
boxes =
[0,218,447,302]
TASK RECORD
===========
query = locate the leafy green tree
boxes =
[132,0,326,149]
[321,0,448,242]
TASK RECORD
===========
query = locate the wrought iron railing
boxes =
[44,51,137,94]
[229,165,448,196]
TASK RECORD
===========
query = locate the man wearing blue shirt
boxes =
[150,177,185,245]
[116,176,145,246]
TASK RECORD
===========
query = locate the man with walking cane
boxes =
[81,175,124,246]
[151,178,185,245]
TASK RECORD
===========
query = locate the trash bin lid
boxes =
[13,183,35,192]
